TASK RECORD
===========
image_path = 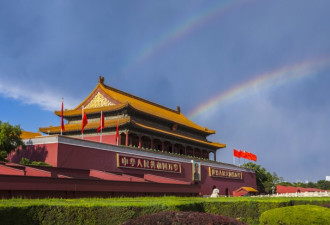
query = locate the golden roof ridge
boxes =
[101,83,180,114]
[52,77,214,134]
[73,83,101,110]
[127,103,215,134]
[54,103,128,117]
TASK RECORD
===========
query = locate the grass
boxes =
[1,196,329,206]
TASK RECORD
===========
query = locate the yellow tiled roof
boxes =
[70,82,215,134]
[132,121,225,149]
[54,104,127,117]
[21,131,42,139]
[240,187,258,192]
[39,117,130,134]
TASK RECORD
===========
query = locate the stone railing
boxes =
[252,191,330,198]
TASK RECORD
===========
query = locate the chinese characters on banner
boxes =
[117,154,181,173]
[209,167,243,180]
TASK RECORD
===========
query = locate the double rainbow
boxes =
[113,0,254,75]
[188,56,330,119]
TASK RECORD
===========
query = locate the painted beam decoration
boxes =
[117,154,181,173]
[209,167,243,180]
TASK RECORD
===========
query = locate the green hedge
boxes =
[259,205,330,225]
[0,205,165,225]
[203,199,330,224]
[0,197,329,225]
[123,211,246,225]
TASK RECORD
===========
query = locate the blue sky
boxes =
[0,0,329,182]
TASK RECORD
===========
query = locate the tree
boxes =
[317,180,330,190]
[278,180,330,190]
[0,121,24,162]
[242,162,283,194]
[278,181,293,186]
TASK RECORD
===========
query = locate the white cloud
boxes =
[0,77,79,111]
[199,88,330,182]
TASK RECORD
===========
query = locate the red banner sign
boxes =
[117,154,181,173]
[209,167,243,180]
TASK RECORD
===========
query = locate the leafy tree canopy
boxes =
[0,121,24,162]
[243,162,330,192]
[242,162,283,194]
[278,180,330,190]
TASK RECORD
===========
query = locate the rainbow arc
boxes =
[189,56,330,119]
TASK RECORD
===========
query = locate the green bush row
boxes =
[19,157,52,167]
[203,199,330,224]
[0,205,167,225]
[0,197,329,225]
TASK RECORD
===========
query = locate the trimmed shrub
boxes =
[203,201,260,224]
[259,205,330,225]
[19,157,52,167]
[122,211,247,225]
[0,197,329,225]
[0,205,163,225]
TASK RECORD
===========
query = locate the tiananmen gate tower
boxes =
[1,77,256,198]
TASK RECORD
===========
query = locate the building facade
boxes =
[40,76,225,161]
[1,77,256,198]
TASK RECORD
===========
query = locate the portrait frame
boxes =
[192,161,201,181]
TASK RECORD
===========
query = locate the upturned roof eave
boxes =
[39,117,131,134]
[54,103,128,118]
[127,104,216,135]
[131,120,225,149]
[54,102,215,135]
[52,80,215,135]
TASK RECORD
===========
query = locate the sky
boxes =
[0,0,329,182]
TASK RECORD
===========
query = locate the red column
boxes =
[138,136,142,148]
[162,141,165,152]
[150,138,154,150]
[184,146,187,156]
[172,143,175,153]
[125,132,129,146]
[214,151,217,161]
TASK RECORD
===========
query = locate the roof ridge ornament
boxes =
[85,92,115,109]
[98,76,105,84]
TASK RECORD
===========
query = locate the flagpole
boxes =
[115,117,119,146]
[117,118,119,146]
[100,111,102,143]
[61,98,63,136]
[81,106,84,140]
